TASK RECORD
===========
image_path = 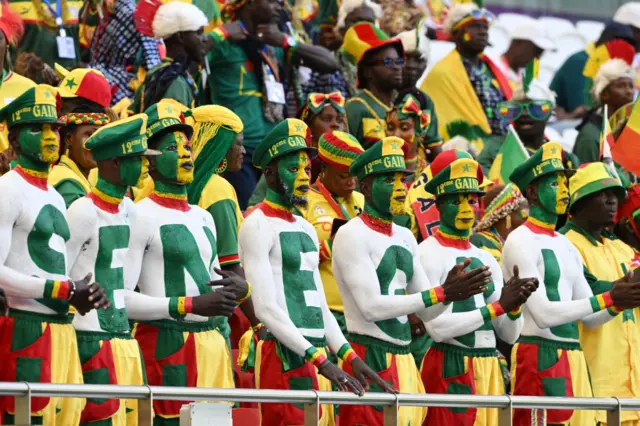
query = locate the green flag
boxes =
[488,125,530,184]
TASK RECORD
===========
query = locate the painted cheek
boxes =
[389,173,406,215]
[455,196,475,230]
[555,175,569,214]
[40,124,60,164]
[137,157,150,188]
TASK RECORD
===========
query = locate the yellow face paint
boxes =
[292,151,311,199]
[40,124,60,164]
[455,194,477,230]
[137,156,150,189]
[555,173,569,215]
[389,172,407,216]
[176,132,194,184]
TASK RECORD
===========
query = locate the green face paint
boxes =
[18,124,60,164]
[120,155,149,188]
[438,193,479,238]
[370,172,407,218]
[155,131,194,184]
[277,151,311,207]
[536,172,569,216]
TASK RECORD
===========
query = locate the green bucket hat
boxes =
[509,141,575,193]
[84,113,161,161]
[569,162,625,208]
[0,84,64,129]
[144,100,193,142]
[349,136,411,180]
[252,118,316,169]
[425,149,485,197]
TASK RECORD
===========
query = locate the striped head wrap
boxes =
[318,130,364,170]
[474,183,527,233]
[60,112,111,126]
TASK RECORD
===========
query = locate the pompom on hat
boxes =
[318,131,364,170]
[135,0,208,39]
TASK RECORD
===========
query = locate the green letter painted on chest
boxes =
[452,256,495,347]
[96,225,130,332]
[27,204,70,275]
[541,249,579,340]
[280,232,324,332]
[160,224,213,297]
[375,245,414,342]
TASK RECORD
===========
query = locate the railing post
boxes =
[138,385,154,426]
[303,390,320,426]
[383,394,398,426]
[14,382,31,425]
[607,398,622,426]
[498,395,512,426]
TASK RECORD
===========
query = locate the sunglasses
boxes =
[497,100,553,122]
[372,57,405,68]
[469,8,495,21]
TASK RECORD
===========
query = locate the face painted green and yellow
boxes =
[438,193,479,238]
[277,151,311,207]
[154,131,194,184]
[536,172,569,215]
[369,172,407,217]
[120,155,149,188]
[18,123,60,164]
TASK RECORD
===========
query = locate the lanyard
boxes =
[315,181,351,220]
[238,20,279,81]
[42,0,65,35]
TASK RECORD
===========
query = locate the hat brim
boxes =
[531,36,556,51]
[141,148,163,157]
[570,178,626,207]
[254,146,317,168]
[358,39,405,64]
[10,119,66,128]
[149,123,194,142]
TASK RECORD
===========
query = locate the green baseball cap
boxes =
[349,136,411,180]
[509,141,575,193]
[144,100,193,142]
[425,149,485,197]
[84,113,161,161]
[252,118,316,169]
[0,84,64,129]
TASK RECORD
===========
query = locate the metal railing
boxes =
[0,382,638,426]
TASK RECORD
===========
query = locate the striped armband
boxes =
[237,281,252,304]
[589,292,614,313]
[507,307,522,320]
[337,343,359,365]
[607,305,624,316]
[422,286,446,307]
[480,301,505,322]
[210,26,228,44]
[169,296,193,318]
[44,279,71,300]
[305,346,328,368]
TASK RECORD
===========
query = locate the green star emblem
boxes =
[44,90,51,98]
[295,123,303,133]
[176,133,184,142]
[65,78,77,90]
[551,146,557,154]
[166,105,173,114]
[463,164,471,172]
[391,141,398,150]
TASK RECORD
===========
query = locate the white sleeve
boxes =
[124,291,173,320]
[239,215,317,357]
[485,256,523,344]
[502,234,607,330]
[65,198,98,274]
[0,188,52,298]
[332,226,428,322]
[408,237,447,322]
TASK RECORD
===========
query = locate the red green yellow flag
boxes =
[600,104,615,160]
[612,98,640,176]
[488,125,530,185]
